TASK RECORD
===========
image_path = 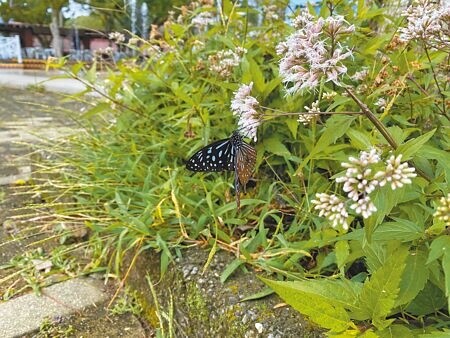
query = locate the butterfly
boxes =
[186,131,257,209]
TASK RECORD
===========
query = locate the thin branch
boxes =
[407,74,449,120]
[423,45,446,115]
[344,87,398,149]
[345,87,431,181]
[66,71,145,117]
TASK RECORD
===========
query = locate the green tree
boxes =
[0,0,68,57]
[76,0,129,33]
[72,0,190,34]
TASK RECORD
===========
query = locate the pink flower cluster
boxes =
[277,11,354,94]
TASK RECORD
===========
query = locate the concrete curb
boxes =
[0,69,86,94]
[0,278,107,337]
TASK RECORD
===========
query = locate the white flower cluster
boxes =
[374,97,387,112]
[263,5,280,22]
[312,193,349,230]
[336,149,380,219]
[298,100,320,125]
[313,150,417,230]
[191,11,216,30]
[230,82,261,141]
[352,69,369,81]
[399,0,450,48]
[109,32,125,43]
[434,193,450,227]
[208,47,246,78]
[277,11,354,94]
[374,154,417,190]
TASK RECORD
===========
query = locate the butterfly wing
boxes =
[186,138,235,172]
[186,131,257,210]
[236,142,256,188]
[231,132,256,191]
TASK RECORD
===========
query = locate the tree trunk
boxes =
[49,8,62,57]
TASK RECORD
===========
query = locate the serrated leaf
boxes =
[426,235,450,264]
[372,218,424,242]
[278,279,363,313]
[395,251,429,306]
[356,246,409,329]
[363,241,401,274]
[396,129,436,161]
[346,129,372,150]
[86,62,97,83]
[261,278,354,332]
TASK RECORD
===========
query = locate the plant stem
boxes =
[345,87,431,181]
[66,71,145,117]
[407,74,449,121]
[423,45,447,116]
[344,87,398,149]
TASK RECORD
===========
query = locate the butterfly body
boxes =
[186,131,256,208]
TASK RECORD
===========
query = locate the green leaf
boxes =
[363,241,401,274]
[261,278,354,332]
[248,57,265,92]
[81,102,112,119]
[278,279,363,313]
[156,233,173,276]
[335,240,350,273]
[378,324,414,338]
[285,119,299,139]
[312,115,355,156]
[405,281,446,315]
[417,145,450,180]
[372,218,424,242]
[263,136,291,156]
[395,251,429,306]
[365,187,405,240]
[241,287,274,301]
[356,246,409,329]
[396,129,436,161]
[442,252,450,312]
[346,129,372,150]
[296,115,355,173]
[418,329,450,337]
[220,258,243,283]
[426,235,450,264]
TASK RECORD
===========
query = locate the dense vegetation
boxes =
[41,0,450,335]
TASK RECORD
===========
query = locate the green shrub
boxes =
[46,0,449,335]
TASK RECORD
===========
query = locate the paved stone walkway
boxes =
[0,74,147,337]
[0,69,86,94]
[0,278,108,337]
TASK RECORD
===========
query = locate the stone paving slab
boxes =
[0,278,107,337]
[0,69,86,94]
[0,165,31,185]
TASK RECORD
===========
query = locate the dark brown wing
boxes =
[236,142,256,189]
